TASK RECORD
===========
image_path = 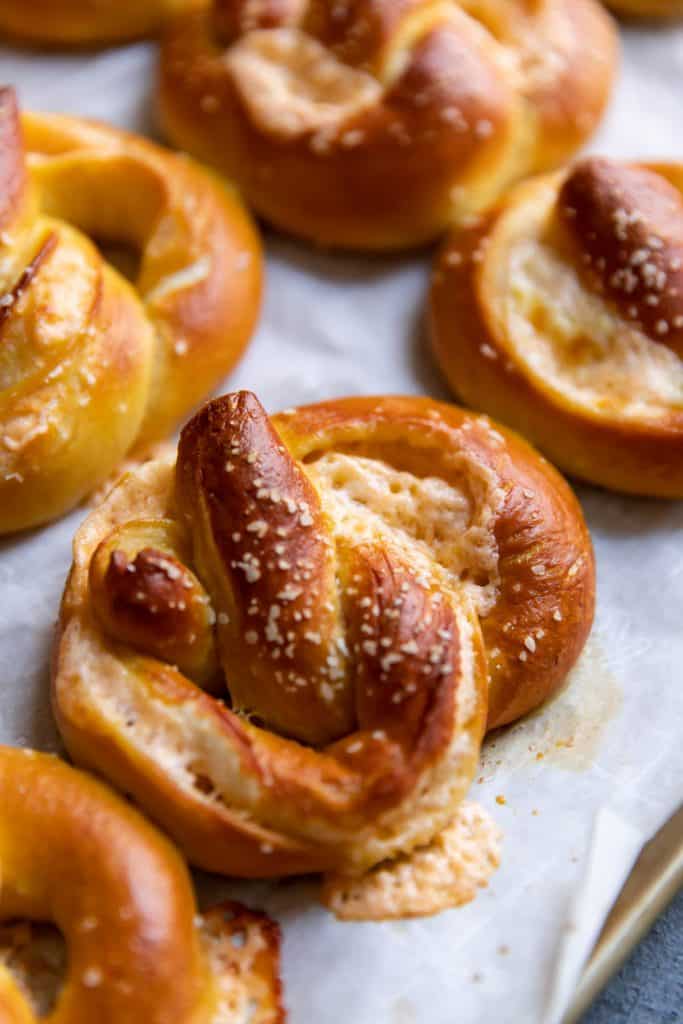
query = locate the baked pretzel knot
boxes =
[430,157,683,496]
[0,0,207,46]
[0,747,284,1024]
[158,0,618,250]
[0,87,261,533]
[53,392,594,915]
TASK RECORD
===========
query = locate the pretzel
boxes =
[157,0,618,250]
[0,0,207,46]
[430,157,683,497]
[52,391,594,907]
[0,746,284,1024]
[605,1,683,16]
[0,88,261,533]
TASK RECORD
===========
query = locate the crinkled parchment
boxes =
[1,22,683,1024]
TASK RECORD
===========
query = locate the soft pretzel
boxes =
[0,0,207,46]
[0,746,284,1024]
[430,157,683,497]
[157,0,618,251]
[0,88,262,533]
[605,1,683,16]
[52,391,594,899]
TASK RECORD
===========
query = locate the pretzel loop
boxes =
[0,88,261,533]
[0,747,284,1024]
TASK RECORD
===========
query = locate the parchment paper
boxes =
[1,19,683,1024]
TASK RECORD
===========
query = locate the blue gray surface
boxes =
[582,890,683,1024]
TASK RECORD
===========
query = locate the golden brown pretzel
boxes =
[430,157,683,497]
[157,0,618,250]
[0,0,207,46]
[0,88,262,533]
[0,746,284,1024]
[52,391,594,897]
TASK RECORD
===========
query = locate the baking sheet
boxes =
[2,18,683,1024]
[565,804,683,1023]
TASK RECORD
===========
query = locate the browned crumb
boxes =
[321,802,501,921]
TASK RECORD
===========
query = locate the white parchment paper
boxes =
[1,20,683,1024]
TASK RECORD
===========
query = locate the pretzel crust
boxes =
[53,393,593,883]
[606,0,683,16]
[0,747,284,1024]
[157,0,617,250]
[430,159,683,497]
[0,0,207,45]
[0,89,261,533]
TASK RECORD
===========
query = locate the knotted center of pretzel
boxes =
[172,392,498,750]
[88,393,494,844]
[221,0,520,145]
[227,28,382,136]
[307,450,500,615]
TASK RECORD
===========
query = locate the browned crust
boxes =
[175,395,478,818]
[20,108,263,441]
[157,0,617,250]
[0,233,57,331]
[177,391,351,745]
[177,390,592,736]
[89,524,219,686]
[0,747,284,1023]
[51,392,592,878]
[517,0,618,173]
[95,547,202,644]
[158,7,518,251]
[0,94,262,534]
[0,0,207,45]
[429,163,683,498]
[558,158,683,356]
[213,0,306,42]
[0,240,154,534]
[51,393,509,877]
[336,544,461,808]
[51,671,338,877]
[53,602,485,876]
[302,0,426,70]
[606,0,683,15]
[274,394,595,729]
